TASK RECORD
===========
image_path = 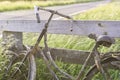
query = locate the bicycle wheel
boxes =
[84,56,120,80]
[2,51,36,80]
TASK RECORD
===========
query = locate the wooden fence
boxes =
[0,20,120,64]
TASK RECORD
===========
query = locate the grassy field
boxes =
[74,1,120,20]
[0,0,120,80]
[0,0,101,12]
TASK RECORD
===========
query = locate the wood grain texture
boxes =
[0,20,120,37]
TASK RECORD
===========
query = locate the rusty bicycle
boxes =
[1,6,120,80]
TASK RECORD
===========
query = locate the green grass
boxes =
[23,33,94,51]
[0,0,102,12]
[73,1,120,20]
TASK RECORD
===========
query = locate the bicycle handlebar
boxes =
[38,7,72,19]
[34,6,72,20]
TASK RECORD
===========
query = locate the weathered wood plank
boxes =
[0,20,120,37]
[37,48,119,65]
[49,48,94,65]
[36,47,94,65]
[35,47,94,65]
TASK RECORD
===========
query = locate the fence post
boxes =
[2,31,24,51]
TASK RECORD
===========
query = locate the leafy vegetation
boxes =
[0,0,102,12]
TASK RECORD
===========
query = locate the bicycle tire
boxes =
[84,55,120,80]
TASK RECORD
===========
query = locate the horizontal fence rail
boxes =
[45,48,94,65]
[47,48,119,65]
[0,20,120,37]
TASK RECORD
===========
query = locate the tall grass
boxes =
[23,33,94,51]
[74,2,120,20]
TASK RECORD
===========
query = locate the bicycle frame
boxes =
[34,7,118,80]
[3,6,120,80]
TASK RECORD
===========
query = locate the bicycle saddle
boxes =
[96,35,115,47]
